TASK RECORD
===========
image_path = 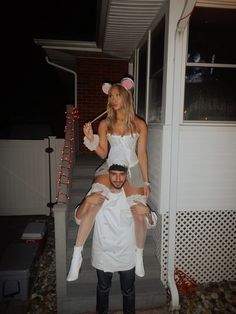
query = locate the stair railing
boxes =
[53,104,79,313]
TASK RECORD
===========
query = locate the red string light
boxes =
[174,269,197,299]
[56,106,79,204]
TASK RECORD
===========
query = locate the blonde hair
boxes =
[106,84,137,134]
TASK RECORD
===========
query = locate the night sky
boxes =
[2,1,97,139]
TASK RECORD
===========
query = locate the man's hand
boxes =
[85,191,108,207]
[131,202,150,215]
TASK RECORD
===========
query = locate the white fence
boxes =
[0,137,64,216]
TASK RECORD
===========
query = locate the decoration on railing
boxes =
[56,107,79,204]
[174,268,197,299]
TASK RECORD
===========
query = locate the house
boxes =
[1,0,235,312]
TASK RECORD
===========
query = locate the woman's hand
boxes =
[83,122,94,142]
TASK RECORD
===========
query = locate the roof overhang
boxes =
[34,0,166,70]
[99,0,166,59]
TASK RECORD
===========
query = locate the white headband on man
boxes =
[102,77,134,95]
[107,157,129,169]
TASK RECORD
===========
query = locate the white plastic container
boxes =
[21,222,47,255]
[21,222,47,240]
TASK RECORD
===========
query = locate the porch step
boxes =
[64,277,166,313]
[72,176,94,189]
[66,246,161,285]
[62,155,167,313]
[66,232,158,263]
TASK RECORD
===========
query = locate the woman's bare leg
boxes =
[75,204,101,246]
[124,182,147,277]
[132,211,147,249]
[74,175,110,247]
[67,176,109,282]
[67,201,102,281]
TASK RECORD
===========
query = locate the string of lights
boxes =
[56,106,79,204]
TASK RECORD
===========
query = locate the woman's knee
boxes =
[76,203,100,222]
[94,174,109,186]
[132,211,145,224]
[126,194,147,208]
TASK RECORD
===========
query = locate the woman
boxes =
[67,77,157,281]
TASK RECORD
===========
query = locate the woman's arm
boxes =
[83,119,108,159]
[136,119,150,197]
[95,119,109,159]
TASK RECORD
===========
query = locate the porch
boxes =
[1,0,236,312]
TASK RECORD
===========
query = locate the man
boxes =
[74,165,135,314]
[74,162,156,314]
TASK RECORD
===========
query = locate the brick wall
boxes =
[76,58,128,154]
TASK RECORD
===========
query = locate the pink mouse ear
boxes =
[102,82,112,95]
[120,77,134,90]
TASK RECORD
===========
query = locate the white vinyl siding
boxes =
[177,125,236,211]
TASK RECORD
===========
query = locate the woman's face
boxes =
[109,86,124,110]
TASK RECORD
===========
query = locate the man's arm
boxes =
[130,202,156,226]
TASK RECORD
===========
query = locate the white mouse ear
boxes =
[102,82,112,95]
[120,77,134,90]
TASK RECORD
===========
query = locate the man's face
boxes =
[109,170,127,191]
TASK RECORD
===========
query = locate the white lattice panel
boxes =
[161,209,236,286]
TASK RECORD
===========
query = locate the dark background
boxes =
[1,1,97,139]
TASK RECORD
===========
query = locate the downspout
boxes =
[167,0,196,311]
[45,56,79,157]
[45,56,77,108]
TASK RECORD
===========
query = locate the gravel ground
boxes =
[27,216,236,314]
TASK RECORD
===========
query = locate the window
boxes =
[184,7,236,122]
[149,17,165,123]
[137,42,147,120]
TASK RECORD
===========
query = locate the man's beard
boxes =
[110,180,125,190]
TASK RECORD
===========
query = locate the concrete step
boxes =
[66,252,161,285]
[71,184,90,193]
[73,166,98,177]
[64,277,166,313]
[70,189,90,205]
[76,153,103,165]
[66,231,157,258]
[72,176,94,189]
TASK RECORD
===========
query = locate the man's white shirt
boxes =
[75,184,136,272]
[86,184,136,272]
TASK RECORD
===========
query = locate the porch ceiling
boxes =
[100,0,165,59]
[35,0,165,70]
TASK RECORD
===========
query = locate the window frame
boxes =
[183,5,236,124]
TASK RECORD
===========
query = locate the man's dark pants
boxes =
[96,267,135,314]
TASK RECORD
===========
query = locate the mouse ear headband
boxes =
[102,77,134,95]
